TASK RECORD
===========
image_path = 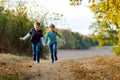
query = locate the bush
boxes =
[112,46,120,55]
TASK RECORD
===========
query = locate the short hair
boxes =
[48,23,55,28]
[34,22,40,26]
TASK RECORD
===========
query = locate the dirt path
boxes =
[24,61,75,80]
[24,46,113,80]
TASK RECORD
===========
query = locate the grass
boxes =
[58,56,120,80]
[1,53,120,80]
[0,53,31,80]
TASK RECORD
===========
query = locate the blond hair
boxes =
[48,23,55,28]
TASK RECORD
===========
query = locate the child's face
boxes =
[49,27,55,32]
[34,24,40,30]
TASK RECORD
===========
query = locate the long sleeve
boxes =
[23,33,31,40]
[41,37,45,46]
[56,32,64,40]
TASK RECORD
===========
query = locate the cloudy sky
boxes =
[37,0,94,35]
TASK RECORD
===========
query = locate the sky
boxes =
[37,0,94,35]
[5,0,94,35]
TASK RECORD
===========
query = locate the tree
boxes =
[70,0,120,55]
[89,0,120,55]
[60,29,76,49]
[0,1,33,54]
[69,0,96,5]
[0,0,66,57]
[57,28,97,49]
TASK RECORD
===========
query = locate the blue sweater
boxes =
[45,31,63,44]
[29,28,43,42]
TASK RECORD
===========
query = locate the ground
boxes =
[1,46,120,80]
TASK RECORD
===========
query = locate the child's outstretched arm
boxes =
[56,32,66,44]
[56,32,64,40]
[20,33,31,41]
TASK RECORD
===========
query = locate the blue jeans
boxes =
[31,42,40,63]
[49,42,58,63]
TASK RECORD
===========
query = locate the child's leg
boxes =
[49,44,54,63]
[53,42,57,61]
[31,43,36,61]
[36,42,40,63]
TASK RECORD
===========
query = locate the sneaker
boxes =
[55,57,58,61]
[36,61,39,63]
[33,58,36,61]
[33,54,36,61]
[55,58,58,61]
[33,57,36,61]
[51,61,54,63]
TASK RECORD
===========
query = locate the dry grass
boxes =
[0,54,31,80]
[58,56,120,80]
[1,53,120,80]
[32,56,120,80]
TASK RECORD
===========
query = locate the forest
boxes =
[71,0,120,55]
[0,0,98,57]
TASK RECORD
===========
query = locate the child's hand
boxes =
[43,44,46,47]
[20,37,23,41]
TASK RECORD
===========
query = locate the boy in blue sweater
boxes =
[20,22,45,63]
[45,23,64,63]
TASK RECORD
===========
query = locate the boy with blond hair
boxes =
[20,22,45,63]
